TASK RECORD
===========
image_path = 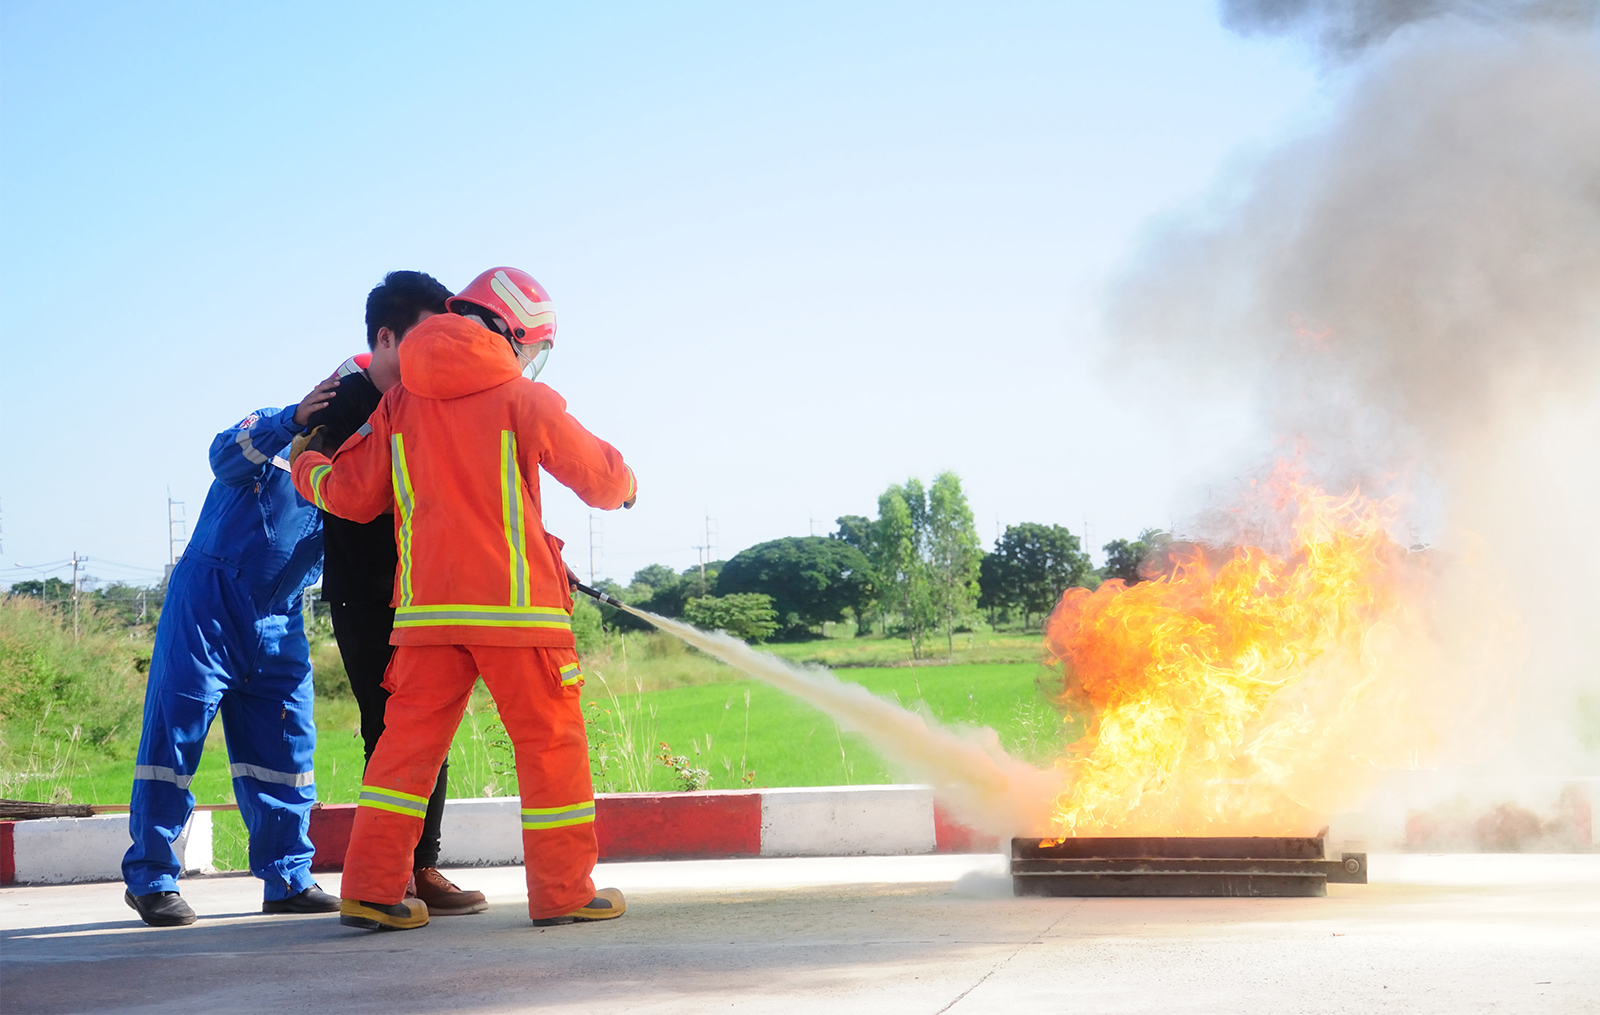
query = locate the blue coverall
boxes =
[123,405,325,901]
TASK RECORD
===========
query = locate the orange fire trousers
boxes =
[339,644,596,920]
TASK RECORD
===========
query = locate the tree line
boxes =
[7,479,1175,652]
[594,471,1173,655]
[5,576,165,630]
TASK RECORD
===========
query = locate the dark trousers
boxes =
[328,600,447,869]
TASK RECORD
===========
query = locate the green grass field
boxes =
[199,655,1078,871]
[41,660,1074,872]
[3,597,1072,872]
[21,597,1600,876]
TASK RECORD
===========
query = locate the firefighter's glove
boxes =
[623,493,637,510]
[289,425,327,466]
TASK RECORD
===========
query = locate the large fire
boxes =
[1043,466,1439,837]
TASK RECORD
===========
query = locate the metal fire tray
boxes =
[1010,836,1367,898]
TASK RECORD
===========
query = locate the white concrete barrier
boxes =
[4,785,982,883]
[760,785,937,857]
[434,787,946,863]
[12,812,211,885]
[437,797,522,866]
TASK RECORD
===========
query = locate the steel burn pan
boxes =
[1010,837,1368,898]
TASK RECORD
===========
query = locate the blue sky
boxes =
[0,1,1317,589]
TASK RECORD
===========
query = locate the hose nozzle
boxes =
[572,581,629,611]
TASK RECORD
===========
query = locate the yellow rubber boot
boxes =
[340,897,429,931]
[531,887,626,926]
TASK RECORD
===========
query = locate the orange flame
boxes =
[1043,466,1433,837]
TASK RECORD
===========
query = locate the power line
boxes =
[4,558,165,591]
[88,557,165,575]
[10,560,72,573]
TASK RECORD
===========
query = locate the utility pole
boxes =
[70,551,84,642]
[167,489,187,580]
[138,587,147,622]
[692,514,718,587]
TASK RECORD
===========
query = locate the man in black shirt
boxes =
[309,270,486,915]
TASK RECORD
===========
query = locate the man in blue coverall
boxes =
[122,375,341,926]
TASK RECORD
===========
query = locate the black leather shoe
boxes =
[125,889,197,927]
[263,884,341,914]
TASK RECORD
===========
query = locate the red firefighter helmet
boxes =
[446,267,557,346]
[336,352,373,378]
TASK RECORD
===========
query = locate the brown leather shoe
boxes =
[412,867,487,915]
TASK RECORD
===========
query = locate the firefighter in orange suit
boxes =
[289,267,636,930]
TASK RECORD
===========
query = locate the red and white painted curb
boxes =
[0,785,1000,886]
[0,811,211,886]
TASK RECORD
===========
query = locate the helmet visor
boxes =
[521,341,551,381]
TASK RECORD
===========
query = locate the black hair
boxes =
[365,270,452,349]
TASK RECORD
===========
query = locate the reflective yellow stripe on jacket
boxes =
[393,604,572,629]
[559,662,583,687]
[390,434,417,607]
[308,464,332,510]
[384,429,575,634]
[501,431,531,608]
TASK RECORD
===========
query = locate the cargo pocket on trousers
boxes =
[549,648,585,698]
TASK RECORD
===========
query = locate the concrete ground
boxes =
[2,853,1597,1015]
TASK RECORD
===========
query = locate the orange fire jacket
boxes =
[291,314,636,648]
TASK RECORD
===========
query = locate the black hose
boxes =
[571,581,630,611]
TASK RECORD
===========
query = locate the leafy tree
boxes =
[571,595,605,654]
[716,537,873,639]
[869,484,930,649]
[89,582,161,628]
[831,515,874,555]
[855,475,986,657]
[616,561,725,620]
[925,472,983,654]
[629,564,679,592]
[1101,529,1173,586]
[980,522,1094,630]
[830,515,879,634]
[592,576,652,632]
[8,577,164,630]
[977,552,1012,625]
[1100,540,1141,585]
[683,593,778,642]
[683,561,724,599]
[8,578,73,601]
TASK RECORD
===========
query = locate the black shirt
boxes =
[307,370,398,605]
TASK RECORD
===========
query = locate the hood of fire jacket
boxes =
[398,314,521,400]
